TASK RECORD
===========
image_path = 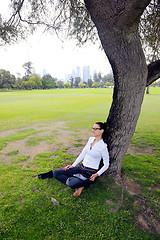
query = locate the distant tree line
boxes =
[0,69,115,90]
[0,61,114,90]
[0,69,58,90]
[0,62,159,90]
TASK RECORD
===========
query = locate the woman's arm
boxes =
[96,145,110,176]
[71,138,91,167]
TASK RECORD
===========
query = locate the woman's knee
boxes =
[53,169,63,178]
[67,180,75,189]
[67,177,84,189]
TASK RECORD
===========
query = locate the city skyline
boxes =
[65,66,91,82]
[64,65,112,83]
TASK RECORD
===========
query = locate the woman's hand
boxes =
[89,173,98,181]
[63,165,74,171]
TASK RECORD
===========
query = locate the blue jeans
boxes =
[53,165,97,189]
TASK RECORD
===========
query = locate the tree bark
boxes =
[85,0,150,180]
[146,60,160,87]
[104,30,147,179]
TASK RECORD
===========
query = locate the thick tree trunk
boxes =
[85,0,149,180]
[103,30,147,179]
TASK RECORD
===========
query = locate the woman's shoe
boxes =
[38,170,53,179]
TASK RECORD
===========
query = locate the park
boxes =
[0,0,160,239]
[0,88,159,239]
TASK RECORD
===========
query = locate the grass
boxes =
[122,154,160,219]
[74,143,84,147]
[11,155,30,163]
[0,87,160,239]
[0,88,112,131]
[6,150,19,156]
[0,150,158,240]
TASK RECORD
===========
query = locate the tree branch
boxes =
[146,60,160,86]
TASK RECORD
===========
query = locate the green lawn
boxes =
[0,87,160,240]
[0,88,112,131]
[0,88,159,133]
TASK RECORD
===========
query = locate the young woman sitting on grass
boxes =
[38,122,110,197]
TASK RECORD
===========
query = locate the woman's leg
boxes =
[67,177,86,197]
[66,177,84,189]
[67,177,93,196]
[53,169,69,184]
[53,167,81,185]
[71,178,93,189]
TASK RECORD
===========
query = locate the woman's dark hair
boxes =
[95,121,107,141]
[95,122,105,130]
[95,122,107,169]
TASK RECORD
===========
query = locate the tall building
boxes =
[83,66,90,82]
[76,66,81,79]
[71,69,76,78]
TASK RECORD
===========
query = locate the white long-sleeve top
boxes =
[72,137,109,176]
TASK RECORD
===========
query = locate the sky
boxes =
[0,1,111,80]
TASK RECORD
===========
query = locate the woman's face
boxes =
[92,123,104,138]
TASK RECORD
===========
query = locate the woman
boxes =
[38,122,109,197]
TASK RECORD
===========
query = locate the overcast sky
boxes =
[0,1,111,80]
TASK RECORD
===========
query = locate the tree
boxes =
[21,73,42,89]
[105,82,114,88]
[78,82,86,88]
[74,77,81,88]
[92,82,101,88]
[103,73,114,83]
[87,79,93,88]
[57,81,64,88]
[93,73,98,82]
[15,76,23,89]
[22,61,34,83]
[102,74,114,87]
[1,0,160,180]
[83,0,160,179]
[63,82,71,88]
[42,74,57,89]
[22,61,33,76]
[28,74,42,89]
[0,69,16,89]
[70,77,74,88]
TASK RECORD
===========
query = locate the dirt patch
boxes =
[0,121,91,165]
[1,121,157,166]
[120,177,160,236]
[122,176,142,195]
[137,214,150,231]
[0,121,68,138]
[127,144,157,156]
[134,197,160,235]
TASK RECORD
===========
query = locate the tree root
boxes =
[134,195,160,236]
